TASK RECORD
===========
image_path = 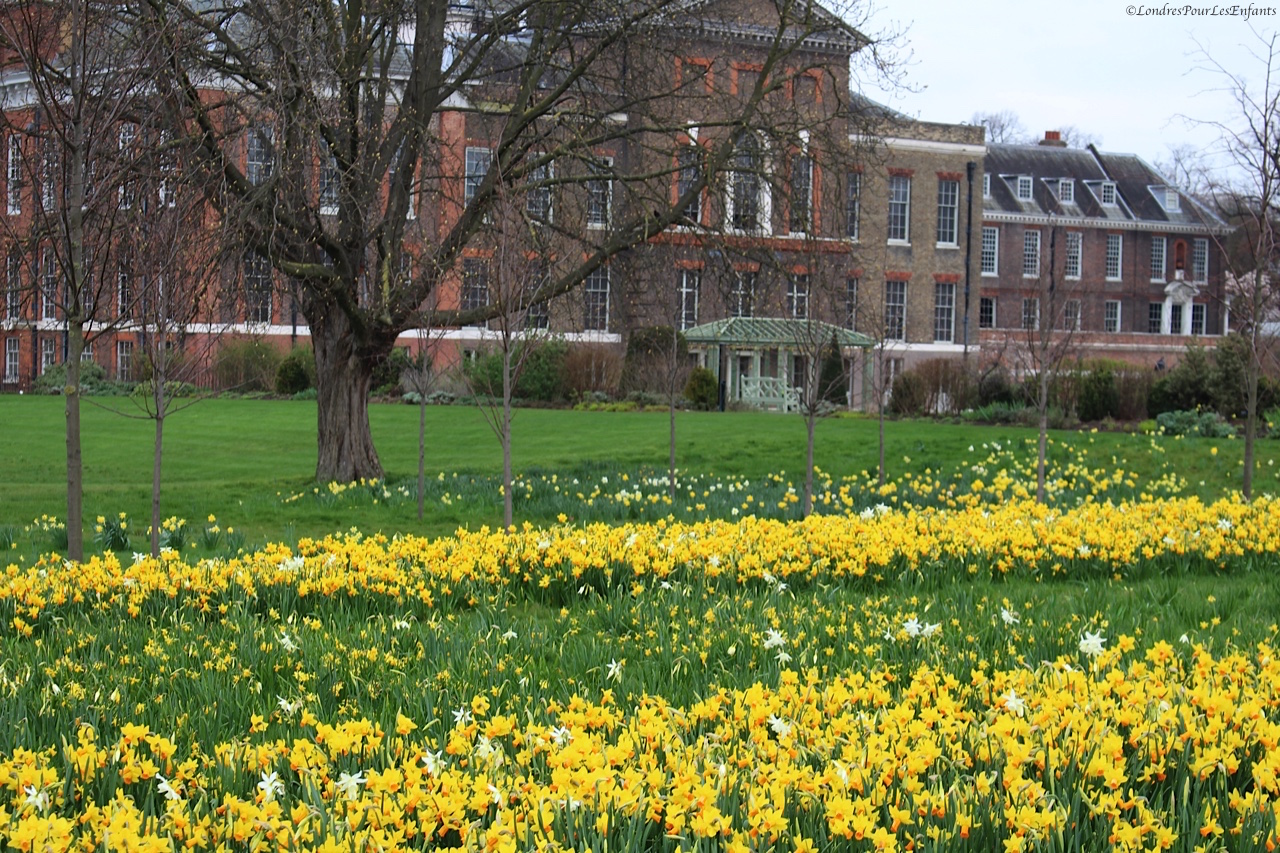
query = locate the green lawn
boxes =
[1,395,1273,546]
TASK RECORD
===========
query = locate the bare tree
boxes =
[1187,28,1280,500]
[106,156,221,557]
[461,189,555,530]
[1008,221,1081,503]
[970,110,1029,145]
[134,0,886,483]
[0,0,173,559]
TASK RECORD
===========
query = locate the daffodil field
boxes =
[5,432,1280,851]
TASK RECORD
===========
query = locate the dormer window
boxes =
[1058,178,1074,203]
[982,173,990,198]
[1100,181,1117,206]
[1016,176,1033,201]
[1163,187,1180,212]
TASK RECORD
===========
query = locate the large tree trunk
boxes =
[65,323,85,562]
[311,309,384,482]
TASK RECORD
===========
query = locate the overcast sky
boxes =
[862,0,1277,181]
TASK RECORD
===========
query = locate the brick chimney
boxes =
[1039,130,1068,148]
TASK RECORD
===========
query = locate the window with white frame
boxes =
[1170,303,1183,333]
[979,296,995,329]
[1023,230,1041,277]
[246,125,274,186]
[788,152,812,234]
[117,123,137,210]
[1150,236,1166,282]
[1192,238,1209,282]
[3,338,17,382]
[116,339,133,382]
[157,132,176,209]
[934,282,955,342]
[40,337,54,373]
[1148,302,1163,334]
[1105,233,1122,280]
[527,160,554,223]
[8,135,22,215]
[319,149,340,214]
[1063,299,1081,331]
[117,269,132,319]
[1100,181,1117,205]
[81,341,93,362]
[678,268,701,330]
[40,144,56,210]
[6,251,20,319]
[845,172,860,240]
[586,158,612,229]
[1191,303,1206,335]
[1058,178,1074,203]
[675,147,700,225]
[464,147,491,208]
[460,258,489,314]
[845,277,858,329]
[41,248,55,320]
[936,179,959,246]
[982,173,990,198]
[1022,297,1039,331]
[731,270,755,318]
[887,175,910,243]
[243,252,273,324]
[981,227,998,275]
[583,266,610,330]
[730,135,766,233]
[1104,299,1121,333]
[1065,232,1082,279]
[1163,187,1180,212]
[1015,175,1032,201]
[884,280,906,341]
[787,274,809,319]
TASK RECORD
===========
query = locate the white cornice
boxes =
[851,134,985,157]
[982,210,1231,237]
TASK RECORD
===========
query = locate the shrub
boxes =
[130,379,201,400]
[910,358,973,415]
[1077,366,1118,422]
[963,400,1030,424]
[684,366,719,410]
[32,360,132,396]
[213,339,282,392]
[563,344,622,400]
[372,347,412,396]
[817,336,848,406]
[887,370,928,416]
[1114,369,1154,421]
[621,327,687,395]
[517,341,568,401]
[976,367,1017,407]
[275,347,315,395]
[1148,344,1214,416]
[1156,409,1235,438]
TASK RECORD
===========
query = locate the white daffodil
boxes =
[258,770,284,802]
[1001,689,1026,717]
[278,631,298,653]
[606,658,624,682]
[762,628,786,649]
[422,750,446,776]
[23,785,50,813]
[767,714,791,737]
[1079,630,1106,657]
[452,706,473,726]
[156,774,182,802]
[1000,608,1020,626]
[902,617,922,638]
[335,771,366,801]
